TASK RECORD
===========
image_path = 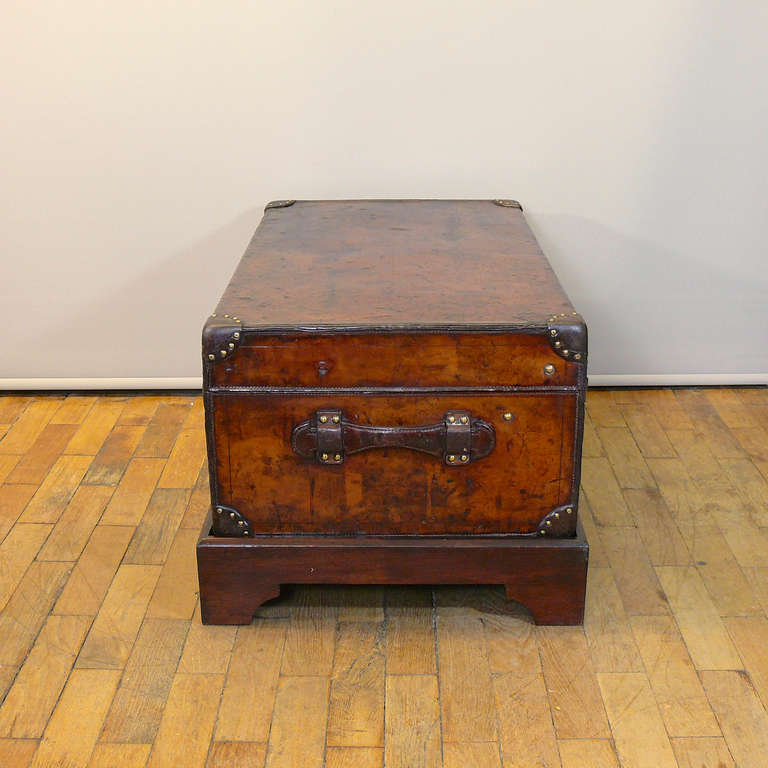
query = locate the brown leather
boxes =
[291,409,495,466]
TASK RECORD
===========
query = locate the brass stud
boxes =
[228,343,235,350]
[574,353,582,360]
[448,455,456,462]
[243,531,249,536]
[554,512,560,519]
[546,520,552,526]
[321,453,329,461]
[238,520,244,526]
[460,415,469,424]
[208,354,215,360]
[562,349,569,356]
[543,364,555,376]
[224,314,230,318]
[540,529,546,535]
[334,454,341,461]
[319,415,328,423]
[233,332,240,339]
[229,512,236,519]
[448,415,456,424]
[566,507,573,515]
[233,316,239,321]
[211,313,217,317]
[503,412,513,421]
[216,507,223,514]
[554,341,562,348]
[550,329,558,337]
[332,415,340,423]
[220,350,227,357]
[460,454,468,462]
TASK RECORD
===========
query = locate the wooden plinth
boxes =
[196,511,589,626]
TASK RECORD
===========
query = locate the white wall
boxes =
[2,0,767,387]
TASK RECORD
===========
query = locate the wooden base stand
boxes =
[197,511,589,625]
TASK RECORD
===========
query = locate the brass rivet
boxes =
[562,349,569,356]
[220,350,227,357]
[332,415,340,423]
[228,343,235,350]
[321,453,329,461]
[319,415,328,423]
[546,520,552,526]
[233,332,240,339]
[554,341,562,348]
[550,329,558,336]
[224,314,230,318]
[460,455,468,462]
[554,512,560,519]
[211,313,217,317]
[573,312,578,316]
[566,507,573,514]
[334,454,341,461]
[233,316,238,321]
[503,412,513,421]
[540,529,546,535]
[238,520,244,526]
[208,354,215,361]
[543,364,556,376]
[460,415,469,424]
[229,512,235,519]
[243,531,249,536]
[448,415,456,424]
[574,353,582,360]
[216,507,223,514]
[448,455,456,462]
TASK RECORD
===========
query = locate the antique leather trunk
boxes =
[198,199,589,625]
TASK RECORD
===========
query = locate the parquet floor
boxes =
[0,389,767,767]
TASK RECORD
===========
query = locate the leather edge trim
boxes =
[536,504,577,537]
[547,313,588,363]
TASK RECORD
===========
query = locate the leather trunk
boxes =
[202,199,587,540]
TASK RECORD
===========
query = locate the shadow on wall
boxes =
[529,214,768,376]
[17,207,264,380]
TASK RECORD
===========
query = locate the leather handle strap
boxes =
[291,409,496,466]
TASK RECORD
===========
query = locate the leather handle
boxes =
[291,409,496,466]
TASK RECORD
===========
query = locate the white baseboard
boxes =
[0,374,766,390]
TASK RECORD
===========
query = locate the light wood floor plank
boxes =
[0,485,37,544]
[280,587,337,676]
[123,487,189,565]
[0,739,39,768]
[624,488,691,565]
[385,587,436,675]
[0,399,63,455]
[724,616,768,709]
[598,426,655,489]
[265,676,329,768]
[0,561,71,667]
[100,618,190,743]
[670,737,735,768]
[327,621,385,748]
[630,615,720,737]
[581,457,634,526]
[598,672,677,768]
[655,566,741,670]
[145,527,200,620]
[443,742,501,768]
[29,668,121,768]
[50,395,96,426]
[83,425,145,486]
[64,399,126,456]
[558,739,619,768]
[146,673,224,768]
[0,523,53,611]
[53,525,134,616]
[538,626,611,738]
[101,457,166,526]
[157,428,206,489]
[6,423,78,485]
[20,455,93,524]
[494,670,560,768]
[206,742,268,768]
[216,620,286,743]
[87,743,152,768]
[384,675,441,768]
[76,564,161,669]
[134,404,192,459]
[177,602,237,675]
[0,615,91,738]
[700,670,768,768]
[620,403,676,457]
[37,484,114,562]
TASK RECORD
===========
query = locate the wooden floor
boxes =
[0,389,767,767]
